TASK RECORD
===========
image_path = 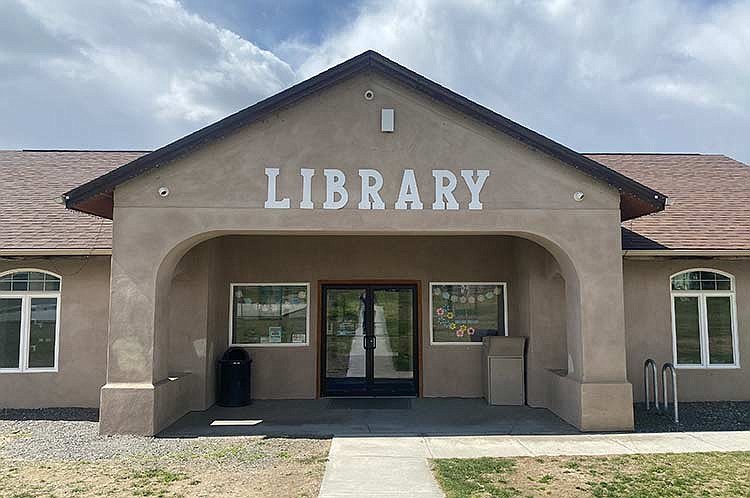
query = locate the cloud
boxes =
[296,0,750,162]
[0,0,295,149]
[1,0,748,163]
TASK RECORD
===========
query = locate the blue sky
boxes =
[2,0,749,162]
[180,0,359,54]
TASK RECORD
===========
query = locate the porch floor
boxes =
[159,398,580,438]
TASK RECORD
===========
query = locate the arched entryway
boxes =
[97,225,633,435]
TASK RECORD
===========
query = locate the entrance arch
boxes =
[98,215,632,434]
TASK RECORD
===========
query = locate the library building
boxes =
[2,51,749,435]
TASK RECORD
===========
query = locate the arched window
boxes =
[0,270,61,372]
[671,269,738,368]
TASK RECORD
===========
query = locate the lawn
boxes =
[0,424,330,498]
[432,452,750,498]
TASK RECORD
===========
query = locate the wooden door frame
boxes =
[315,280,422,398]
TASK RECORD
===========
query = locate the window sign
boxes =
[670,270,738,368]
[268,327,282,343]
[430,283,507,344]
[230,283,309,346]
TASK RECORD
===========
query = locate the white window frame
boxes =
[670,268,739,369]
[0,269,62,373]
[229,283,310,347]
[429,282,508,346]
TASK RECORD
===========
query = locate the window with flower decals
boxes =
[430,283,506,344]
[230,283,309,346]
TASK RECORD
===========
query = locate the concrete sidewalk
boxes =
[318,431,750,498]
[318,437,443,498]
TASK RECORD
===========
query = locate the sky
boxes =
[1,0,748,162]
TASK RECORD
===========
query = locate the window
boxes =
[0,270,61,372]
[671,270,738,368]
[230,283,309,346]
[430,282,507,344]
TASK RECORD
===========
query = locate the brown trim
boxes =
[417,281,423,397]
[315,280,322,399]
[317,279,422,397]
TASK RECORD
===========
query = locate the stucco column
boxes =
[549,219,634,431]
[98,208,192,435]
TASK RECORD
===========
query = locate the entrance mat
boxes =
[327,398,412,410]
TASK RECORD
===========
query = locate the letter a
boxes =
[395,169,423,210]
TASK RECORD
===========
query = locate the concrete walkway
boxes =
[161,399,578,438]
[318,431,750,498]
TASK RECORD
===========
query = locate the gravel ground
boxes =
[634,401,750,432]
[0,409,211,460]
[0,408,331,498]
[0,408,328,461]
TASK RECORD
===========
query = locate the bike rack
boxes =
[662,362,679,423]
[644,358,659,410]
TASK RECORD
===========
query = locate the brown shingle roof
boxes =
[0,150,146,252]
[587,154,750,251]
[1,150,748,253]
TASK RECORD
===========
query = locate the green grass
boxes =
[432,452,750,498]
[130,468,186,484]
[432,458,520,498]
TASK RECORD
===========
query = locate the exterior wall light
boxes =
[158,186,170,198]
[573,191,585,202]
[363,89,375,100]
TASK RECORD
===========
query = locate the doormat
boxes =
[327,398,412,410]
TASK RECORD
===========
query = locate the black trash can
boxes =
[217,347,252,407]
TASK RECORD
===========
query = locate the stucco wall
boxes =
[624,258,750,401]
[212,235,522,399]
[515,239,568,407]
[0,256,110,408]
[165,234,568,405]
[101,68,633,433]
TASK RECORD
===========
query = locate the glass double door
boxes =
[321,283,418,396]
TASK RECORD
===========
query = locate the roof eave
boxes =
[64,50,666,220]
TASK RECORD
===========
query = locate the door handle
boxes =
[363,336,377,350]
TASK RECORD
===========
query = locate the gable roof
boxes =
[0,150,146,253]
[63,50,665,220]
[589,154,750,251]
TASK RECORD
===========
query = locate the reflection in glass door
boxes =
[324,288,367,388]
[321,284,418,396]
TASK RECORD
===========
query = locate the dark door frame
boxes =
[318,281,421,397]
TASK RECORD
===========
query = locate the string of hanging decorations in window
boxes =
[432,285,502,338]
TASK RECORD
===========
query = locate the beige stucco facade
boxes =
[93,70,634,435]
[166,235,568,404]
[3,69,748,437]
[624,258,750,402]
[0,256,110,408]
[5,251,749,428]
[2,55,747,439]
[10,66,749,437]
